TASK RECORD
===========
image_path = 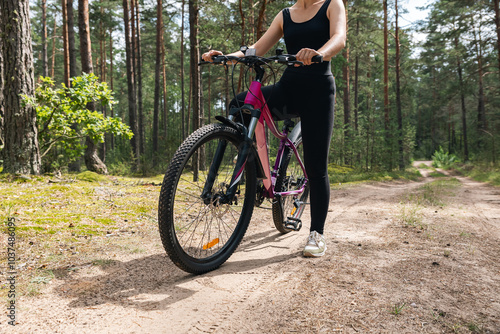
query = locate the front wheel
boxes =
[272,136,309,233]
[158,124,256,274]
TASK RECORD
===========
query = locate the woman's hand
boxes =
[202,50,223,62]
[296,48,323,65]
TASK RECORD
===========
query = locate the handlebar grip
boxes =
[311,55,323,63]
[285,55,323,63]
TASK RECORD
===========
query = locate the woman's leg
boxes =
[296,75,336,235]
[228,81,292,122]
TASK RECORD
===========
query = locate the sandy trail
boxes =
[8,162,500,333]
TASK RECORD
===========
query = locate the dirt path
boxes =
[8,162,500,333]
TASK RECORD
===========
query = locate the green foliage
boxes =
[23,74,133,171]
[432,147,458,169]
[455,162,500,186]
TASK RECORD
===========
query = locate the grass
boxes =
[398,203,424,229]
[390,303,406,316]
[0,173,163,299]
[398,177,461,228]
[328,164,421,185]
[429,171,447,178]
[407,178,461,207]
[454,162,500,186]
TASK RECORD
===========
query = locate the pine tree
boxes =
[1,0,42,174]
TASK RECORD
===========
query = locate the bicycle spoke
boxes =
[159,123,256,273]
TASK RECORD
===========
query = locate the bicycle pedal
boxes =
[285,217,302,231]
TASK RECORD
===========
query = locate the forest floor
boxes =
[1,161,499,333]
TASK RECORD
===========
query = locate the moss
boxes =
[94,217,115,225]
[17,226,46,232]
[76,171,109,183]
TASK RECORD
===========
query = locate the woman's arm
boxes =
[202,12,284,61]
[296,0,346,65]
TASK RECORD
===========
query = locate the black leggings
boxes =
[230,70,335,234]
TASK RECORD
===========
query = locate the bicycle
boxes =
[158,48,323,274]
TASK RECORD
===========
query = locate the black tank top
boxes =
[282,0,332,75]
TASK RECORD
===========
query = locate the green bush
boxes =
[432,147,458,169]
[22,74,133,172]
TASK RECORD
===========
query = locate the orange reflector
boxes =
[203,238,220,250]
[291,207,297,216]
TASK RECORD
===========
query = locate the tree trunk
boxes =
[153,0,162,167]
[237,0,245,92]
[187,68,191,135]
[109,27,115,150]
[455,38,468,161]
[256,0,267,39]
[0,0,41,174]
[383,0,389,130]
[50,18,57,78]
[0,12,4,156]
[62,0,70,87]
[84,137,107,174]
[109,28,114,91]
[395,0,404,170]
[42,0,48,77]
[129,0,141,159]
[130,0,137,77]
[383,0,391,170]
[249,0,255,42]
[494,0,500,80]
[79,0,108,174]
[67,0,81,172]
[135,0,144,157]
[162,32,168,143]
[474,29,486,131]
[365,62,373,170]
[98,0,106,163]
[431,66,437,155]
[342,0,350,165]
[469,11,487,141]
[189,0,201,180]
[122,0,139,166]
[181,0,186,140]
[353,18,359,133]
[67,0,77,79]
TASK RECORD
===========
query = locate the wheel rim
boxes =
[171,133,248,260]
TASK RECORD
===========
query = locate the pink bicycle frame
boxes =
[243,81,308,199]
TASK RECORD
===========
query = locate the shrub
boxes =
[432,147,458,169]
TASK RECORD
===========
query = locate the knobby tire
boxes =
[158,123,256,274]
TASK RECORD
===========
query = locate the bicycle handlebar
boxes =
[198,54,323,66]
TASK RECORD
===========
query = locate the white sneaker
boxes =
[303,231,326,257]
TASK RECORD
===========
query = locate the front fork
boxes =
[201,113,259,205]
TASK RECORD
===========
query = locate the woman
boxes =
[202,0,346,257]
